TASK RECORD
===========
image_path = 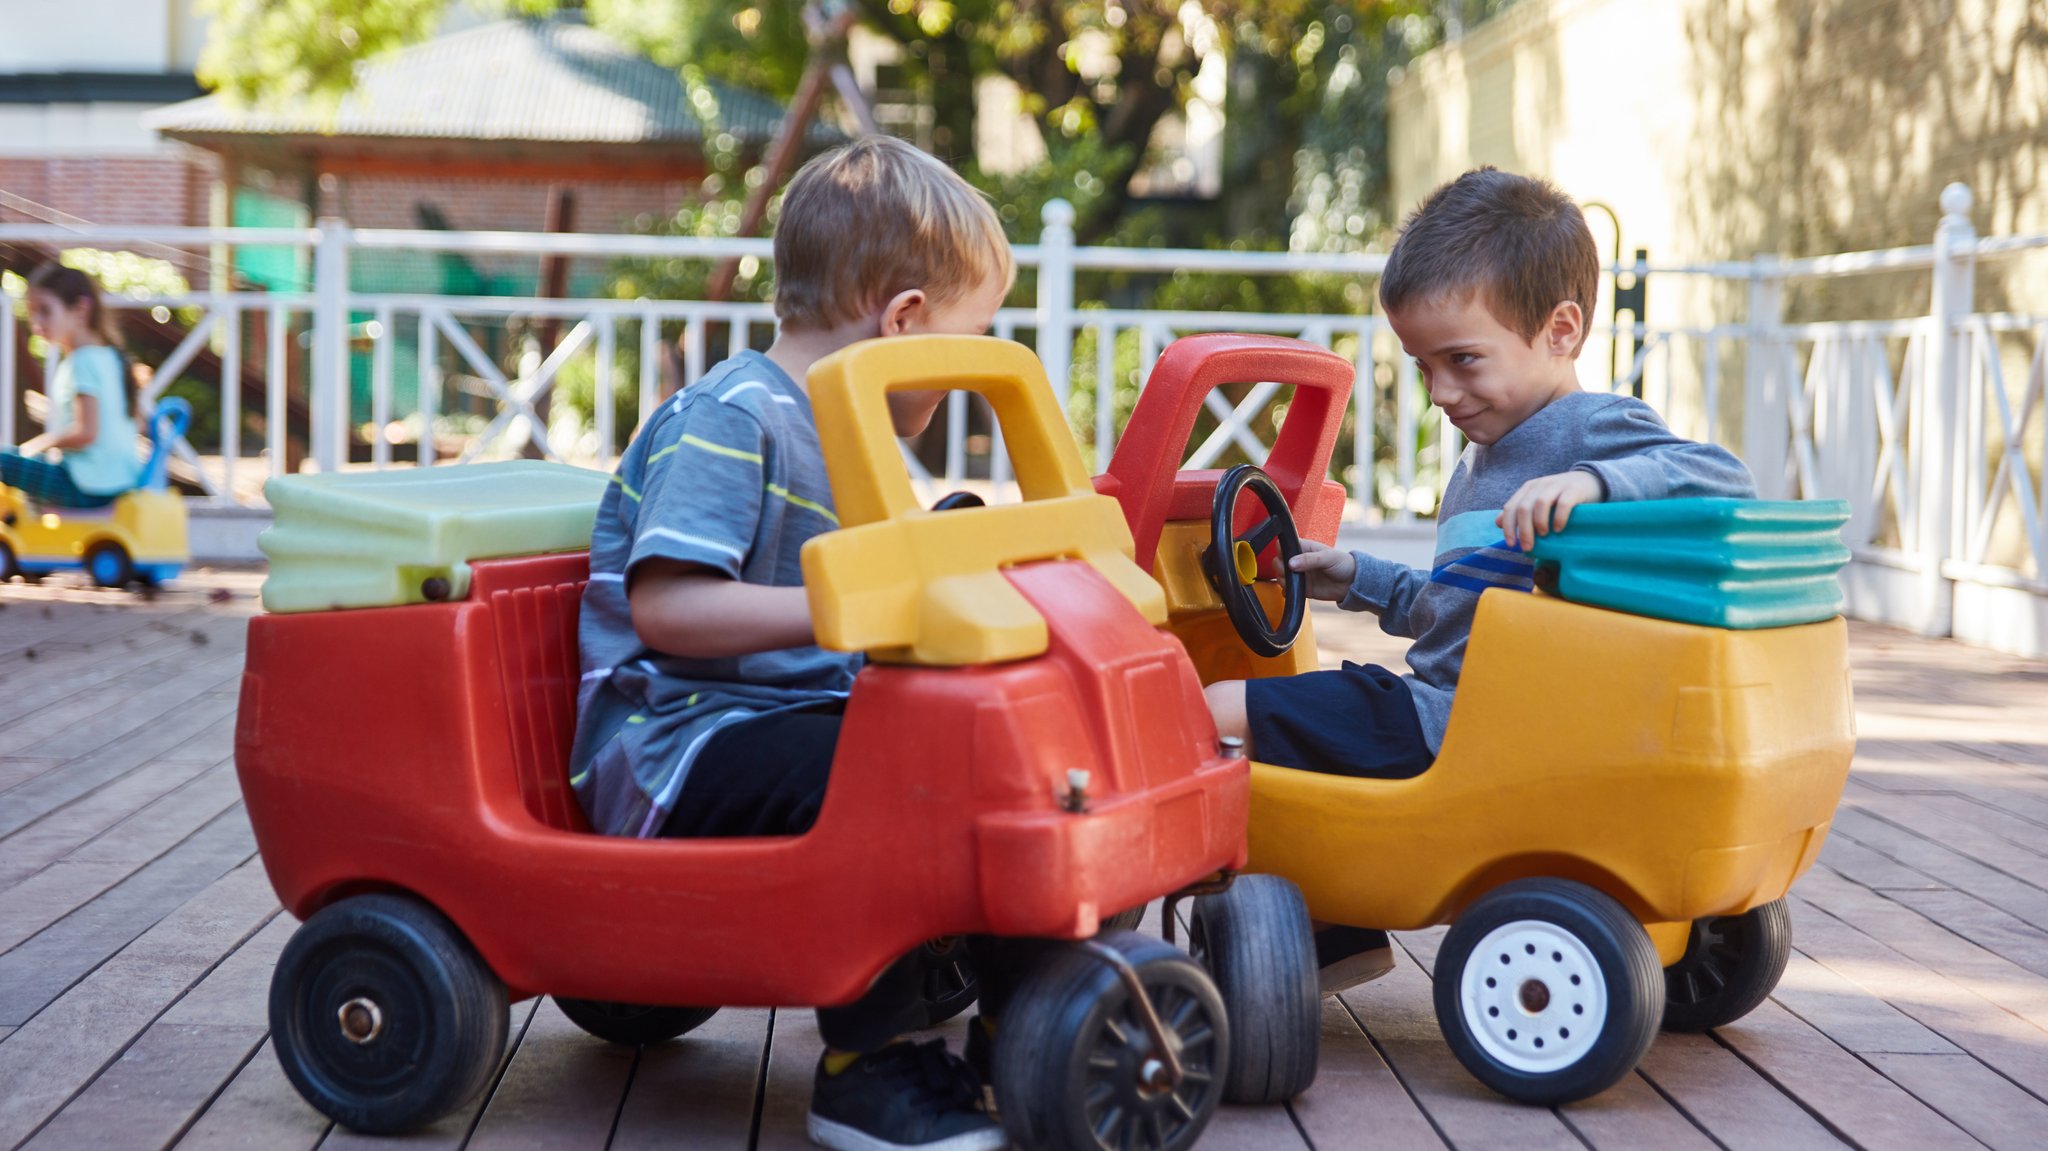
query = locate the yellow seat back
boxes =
[802,336,1166,665]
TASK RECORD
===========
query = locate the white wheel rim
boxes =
[1458,919,1608,1074]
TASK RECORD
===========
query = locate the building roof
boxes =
[145,16,837,150]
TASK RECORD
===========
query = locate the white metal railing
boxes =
[2,186,2044,653]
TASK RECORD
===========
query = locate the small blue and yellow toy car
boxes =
[0,398,192,588]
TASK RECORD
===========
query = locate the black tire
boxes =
[919,936,982,1028]
[1101,905,1147,934]
[1662,899,1793,1032]
[1433,879,1663,1105]
[84,540,132,588]
[269,894,509,1134]
[1189,875,1319,1103]
[994,931,1227,1151]
[554,998,718,1046]
[0,541,16,582]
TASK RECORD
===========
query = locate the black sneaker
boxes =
[1317,925,1396,995]
[808,1040,1005,1151]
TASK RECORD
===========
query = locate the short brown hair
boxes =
[772,135,1014,331]
[1379,167,1598,346]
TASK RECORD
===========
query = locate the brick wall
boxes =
[0,152,216,228]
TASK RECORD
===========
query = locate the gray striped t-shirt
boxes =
[569,351,859,837]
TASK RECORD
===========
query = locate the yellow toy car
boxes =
[1104,335,1856,1105]
[0,398,191,588]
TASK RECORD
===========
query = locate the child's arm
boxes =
[1288,539,1426,638]
[628,559,813,659]
[26,394,99,454]
[1500,398,1758,548]
[887,389,947,437]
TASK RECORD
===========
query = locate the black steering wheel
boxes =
[1205,464,1306,658]
[929,491,985,511]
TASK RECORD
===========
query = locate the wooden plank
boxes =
[173,1038,332,1151]
[65,758,245,868]
[1635,1031,1848,1149]
[0,859,147,955]
[465,997,639,1151]
[160,914,294,1029]
[1557,1071,1720,1151]
[1286,997,1447,1151]
[1846,784,2048,883]
[20,1021,267,1151]
[0,807,257,1025]
[1818,833,1951,892]
[0,614,245,748]
[1711,999,1982,1150]
[318,999,543,1151]
[608,1008,772,1151]
[1862,1052,2048,1151]
[750,1010,825,1151]
[1829,809,2048,934]
[8,647,245,764]
[1199,1104,1310,1151]
[1882,888,2048,984]
[1770,952,1960,1055]
[0,857,277,1147]
[0,691,241,839]
[0,754,222,886]
[1338,945,1584,1150]
[0,757,66,792]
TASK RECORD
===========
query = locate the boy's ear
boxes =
[878,289,928,337]
[1544,300,1586,357]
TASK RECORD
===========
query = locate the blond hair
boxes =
[772,135,1014,331]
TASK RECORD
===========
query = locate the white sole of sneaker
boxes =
[805,1113,1009,1151]
[1320,945,1397,996]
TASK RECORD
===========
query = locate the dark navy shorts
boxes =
[1245,662,1436,779]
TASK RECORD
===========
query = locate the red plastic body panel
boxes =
[234,553,1245,1008]
[1096,334,1356,569]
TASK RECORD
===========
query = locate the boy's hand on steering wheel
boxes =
[1286,540,1356,601]
[1498,470,1605,551]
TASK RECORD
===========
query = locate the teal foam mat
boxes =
[1529,498,1851,629]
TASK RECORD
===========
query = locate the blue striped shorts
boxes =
[0,450,116,508]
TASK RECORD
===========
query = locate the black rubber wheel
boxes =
[84,540,133,588]
[0,540,16,583]
[554,998,718,1046]
[930,490,986,511]
[1433,879,1663,1105]
[1101,905,1147,935]
[1662,899,1792,1032]
[919,936,982,1028]
[994,931,1227,1151]
[269,893,509,1134]
[1188,875,1319,1103]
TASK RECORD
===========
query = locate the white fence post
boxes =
[311,218,352,473]
[1918,182,1975,638]
[1,299,15,448]
[1742,253,1788,497]
[1036,199,1076,404]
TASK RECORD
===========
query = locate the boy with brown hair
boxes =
[570,135,1013,1151]
[1207,166,1756,992]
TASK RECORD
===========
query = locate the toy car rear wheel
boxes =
[1434,879,1663,1105]
[994,930,1227,1151]
[0,540,16,583]
[1662,899,1792,1032]
[269,893,509,1134]
[1188,875,1319,1102]
[554,997,718,1045]
[85,541,132,588]
[919,936,982,1027]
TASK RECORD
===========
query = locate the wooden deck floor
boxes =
[3,570,2047,1151]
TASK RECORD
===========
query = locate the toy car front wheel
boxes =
[0,541,16,583]
[1188,875,1319,1102]
[269,894,509,1133]
[1662,899,1792,1032]
[994,931,1227,1151]
[554,997,718,1046]
[1434,879,1663,1105]
[85,541,132,588]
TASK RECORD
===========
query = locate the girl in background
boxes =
[4,263,142,507]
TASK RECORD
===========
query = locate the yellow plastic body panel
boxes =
[1,485,188,567]
[1154,519,1319,683]
[259,461,608,614]
[802,337,1166,665]
[1246,591,1854,939]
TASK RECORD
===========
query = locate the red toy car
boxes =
[236,336,1318,1150]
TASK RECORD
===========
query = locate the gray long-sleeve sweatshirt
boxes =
[1341,389,1757,752]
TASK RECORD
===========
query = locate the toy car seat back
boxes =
[802,335,1166,665]
[1097,334,1354,575]
[258,461,608,613]
[138,396,192,492]
[473,553,594,832]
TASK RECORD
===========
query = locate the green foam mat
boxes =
[1529,498,1851,629]
[260,461,607,614]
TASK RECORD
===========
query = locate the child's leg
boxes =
[1202,680,1251,752]
[0,451,114,509]
[1236,663,1434,779]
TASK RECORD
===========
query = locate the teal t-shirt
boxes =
[52,346,141,496]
